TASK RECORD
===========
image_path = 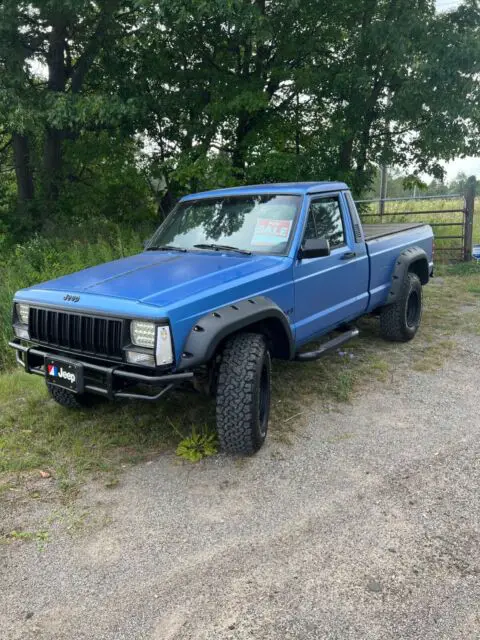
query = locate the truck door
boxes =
[293,192,369,345]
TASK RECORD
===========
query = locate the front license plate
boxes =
[45,357,84,393]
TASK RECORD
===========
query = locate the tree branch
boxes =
[70,0,121,93]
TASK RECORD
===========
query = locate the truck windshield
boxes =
[148,194,301,255]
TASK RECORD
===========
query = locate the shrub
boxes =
[0,221,151,371]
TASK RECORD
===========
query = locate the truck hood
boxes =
[21,250,287,310]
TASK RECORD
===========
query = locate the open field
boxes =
[1,263,479,501]
[359,197,480,261]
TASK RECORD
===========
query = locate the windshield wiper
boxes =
[193,243,251,255]
[146,245,187,252]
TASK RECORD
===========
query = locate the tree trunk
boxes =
[159,189,175,221]
[338,137,354,173]
[232,111,253,179]
[12,133,35,204]
[43,19,67,203]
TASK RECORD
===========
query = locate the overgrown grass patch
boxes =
[1,529,50,551]
[0,223,146,371]
[0,370,214,486]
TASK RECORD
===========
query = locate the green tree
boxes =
[133,0,480,204]
[1,0,480,235]
[131,0,340,210]
[0,0,145,232]
[303,0,480,194]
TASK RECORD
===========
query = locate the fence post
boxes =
[464,176,476,262]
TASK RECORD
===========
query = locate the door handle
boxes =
[341,251,357,260]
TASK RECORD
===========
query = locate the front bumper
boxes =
[9,340,193,401]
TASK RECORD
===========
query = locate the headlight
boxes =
[16,303,30,325]
[130,321,174,365]
[156,326,173,365]
[131,321,156,349]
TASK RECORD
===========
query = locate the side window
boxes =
[304,196,346,248]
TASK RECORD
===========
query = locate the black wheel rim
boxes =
[406,290,420,328]
[258,363,270,438]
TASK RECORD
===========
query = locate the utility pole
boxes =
[379,164,387,218]
[379,91,391,218]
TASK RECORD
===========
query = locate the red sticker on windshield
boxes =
[252,219,292,246]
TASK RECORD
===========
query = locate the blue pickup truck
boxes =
[11,182,433,454]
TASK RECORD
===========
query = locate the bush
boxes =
[0,221,152,371]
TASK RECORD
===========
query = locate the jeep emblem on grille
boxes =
[64,294,80,302]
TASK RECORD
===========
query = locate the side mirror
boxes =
[299,237,330,259]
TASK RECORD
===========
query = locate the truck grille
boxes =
[29,308,124,359]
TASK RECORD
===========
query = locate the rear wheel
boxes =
[215,333,271,455]
[47,384,104,409]
[380,272,423,342]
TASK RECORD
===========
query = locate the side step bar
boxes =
[295,327,359,362]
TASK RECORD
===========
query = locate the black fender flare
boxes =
[386,246,430,305]
[177,296,294,370]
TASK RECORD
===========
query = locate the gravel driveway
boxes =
[1,334,480,639]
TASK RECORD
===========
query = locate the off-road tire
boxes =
[216,333,271,455]
[47,384,102,409]
[380,272,422,342]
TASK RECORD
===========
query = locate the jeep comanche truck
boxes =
[10,182,434,454]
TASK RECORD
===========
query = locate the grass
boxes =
[1,529,50,551]
[1,262,479,497]
[0,222,146,371]
[0,371,214,481]
[359,196,480,261]
[176,427,218,462]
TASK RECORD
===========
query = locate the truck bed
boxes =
[363,220,433,314]
[363,222,427,241]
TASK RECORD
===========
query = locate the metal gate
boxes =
[355,178,476,262]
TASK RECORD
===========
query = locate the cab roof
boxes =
[181,181,349,201]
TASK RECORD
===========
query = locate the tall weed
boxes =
[0,222,148,370]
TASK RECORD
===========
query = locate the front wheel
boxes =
[380,272,423,342]
[215,333,271,455]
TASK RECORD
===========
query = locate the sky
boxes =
[436,0,464,12]
[442,157,480,181]
[435,0,479,180]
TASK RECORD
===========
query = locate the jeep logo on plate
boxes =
[64,294,80,302]
[47,364,76,384]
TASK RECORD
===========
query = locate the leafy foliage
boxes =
[176,427,218,462]
[366,170,478,199]
[0,1,479,234]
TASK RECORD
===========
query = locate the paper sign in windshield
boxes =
[252,219,292,247]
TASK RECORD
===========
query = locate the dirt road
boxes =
[2,335,480,639]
